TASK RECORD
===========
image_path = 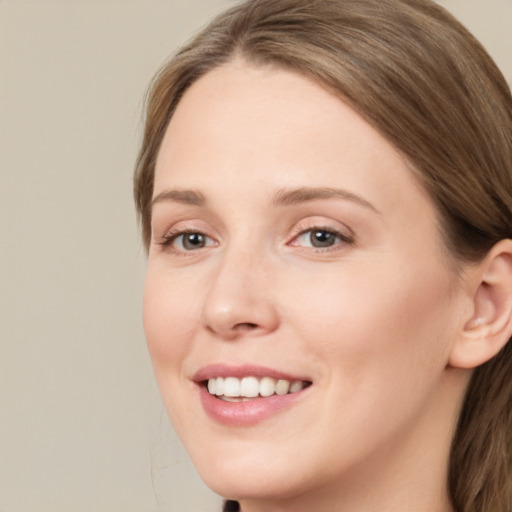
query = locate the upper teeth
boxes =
[207,376,306,398]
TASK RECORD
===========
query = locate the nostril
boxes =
[235,322,258,331]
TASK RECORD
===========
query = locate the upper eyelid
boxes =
[174,231,216,246]
[152,216,355,246]
[155,229,218,255]
[153,219,216,241]
[150,209,221,237]
[289,217,355,238]
[160,227,215,244]
[290,227,354,246]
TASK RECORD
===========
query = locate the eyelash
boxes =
[156,229,216,253]
[155,225,355,254]
[289,226,354,252]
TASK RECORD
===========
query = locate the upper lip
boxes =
[192,364,312,383]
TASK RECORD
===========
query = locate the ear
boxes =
[449,239,512,369]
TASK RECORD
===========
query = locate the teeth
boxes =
[260,377,276,397]
[220,396,251,403]
[206,376,308,398]
[223,377,241,397]
[215,377,224,396]
[289,380,304,393]
[275,379,290,395]
[240,376,259,397]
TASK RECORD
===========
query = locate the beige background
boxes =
[0,1,510,511]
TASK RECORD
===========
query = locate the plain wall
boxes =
[0,1,510,511]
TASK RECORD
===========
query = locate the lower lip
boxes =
[198,385,309,427]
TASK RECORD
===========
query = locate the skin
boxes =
[143,60,476,512]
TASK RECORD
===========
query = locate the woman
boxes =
[134,0,512,510]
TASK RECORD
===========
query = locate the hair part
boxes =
[134,1,512,510]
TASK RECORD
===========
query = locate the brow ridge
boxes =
[273,187,379,212]
[151,186,378,213]
[151,189,206,208]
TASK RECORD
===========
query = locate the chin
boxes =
[188,445,307,502]
[201,470,301,503]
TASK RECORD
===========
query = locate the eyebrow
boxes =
[273,187,380,213]
[150,186,379,213]
[151,189,206,208]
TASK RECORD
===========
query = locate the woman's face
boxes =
[144,60,468,506]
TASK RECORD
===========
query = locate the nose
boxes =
[202,250,280,340]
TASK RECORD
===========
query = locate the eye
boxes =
[178,232,208,250]
[162,231,217,251]
[292,228,352,249]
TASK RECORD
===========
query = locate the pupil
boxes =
[184,233,205,250]
[311,230,334,247]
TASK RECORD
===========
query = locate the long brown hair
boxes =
[134,1,512,510]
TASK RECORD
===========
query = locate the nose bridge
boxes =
[202,238,278,339]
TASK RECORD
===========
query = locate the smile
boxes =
[194,365,313,426]
[207,376,309,401]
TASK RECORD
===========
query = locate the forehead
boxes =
[155,59,432,221]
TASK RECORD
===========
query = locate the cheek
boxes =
[143,266,205,433]
[142,265,201,371]
[275,263,458,473]
[287,259,456,397]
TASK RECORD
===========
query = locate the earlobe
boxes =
[449,239,512,369]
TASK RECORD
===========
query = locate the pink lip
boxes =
[193,364,309,382]
[193,364,312,427]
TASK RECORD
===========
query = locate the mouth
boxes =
[193,365,313,425]
[204,376,312,402]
